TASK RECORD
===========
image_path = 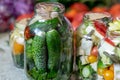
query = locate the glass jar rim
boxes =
[84,12,111,20]
[35,2,65,14]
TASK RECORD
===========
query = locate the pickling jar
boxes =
[9,14,32,68]
[97,19,120,80]
[75,12,112,80]
[24,2,73,80]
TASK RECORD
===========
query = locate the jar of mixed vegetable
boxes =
[24,2,73,80]
[9,14,33,68]
[98,19,120,80]
[75,12,112,80]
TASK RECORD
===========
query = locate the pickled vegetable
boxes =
[13,40,24,55]
[32,33,47,72]
[46,29,61,79]
[103,70,114,80]
[25,2,73,80]
[76,12,112,80]
[97,19,120,80]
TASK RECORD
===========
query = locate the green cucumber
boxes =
[47,71,57,79]
[26,39,33,59]
[32,31,47,73]
[28,67,39,79]
[28,67,47,80]
[82,65,93,78]
[46,29,61,78]
[30,17,60,32]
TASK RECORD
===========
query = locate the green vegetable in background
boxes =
[46,29,61,79]
[32,32,47,73]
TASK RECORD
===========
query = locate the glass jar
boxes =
[24,2,73,80]
[97,19,120,80]
[75,12,112,80]
[9,14,32,68]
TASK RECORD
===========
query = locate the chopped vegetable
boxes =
[91,46,98,57]
[87,55,97,63]
[109,65,114,71]
[94,20,107,37]
[109,20,120,32]
[103,70,114,80]
[80,56,89,65]
[97,68,108,76]
[104,38,115,46]
[82,65,94,78]
[82,66,91,78]
[13,40,24,55]
[97,60,107,68]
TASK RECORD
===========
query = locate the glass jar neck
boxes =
[34,2,65,20]
[84,12,111,21]
[107,30,120,39]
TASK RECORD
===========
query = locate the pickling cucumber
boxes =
[32,31,47,73]
[30,17,60,32]
[46,29,61,78]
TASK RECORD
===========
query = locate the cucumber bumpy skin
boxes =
[32,31,47,73]
[46,29,61,78]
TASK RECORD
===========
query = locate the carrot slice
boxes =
[13,41,24,55]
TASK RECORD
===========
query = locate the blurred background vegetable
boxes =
[1,0,120,32]
[0,0,34,32]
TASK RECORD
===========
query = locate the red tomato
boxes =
[24,26,34,40]
[64,9,78,22]
[94,21,107,37]
[71,11,86,30]
[16,13,34,22]
[70,2,89,12]
[9,23,14,30]
[91,46,98,57]
[92,6,108,13]
[109,4,120,19]
[88,55,97,63]
[97,68,108,76]
[72,21,81,30]
[103,70,114,80]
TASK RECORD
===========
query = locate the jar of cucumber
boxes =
[24,2,73,80]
